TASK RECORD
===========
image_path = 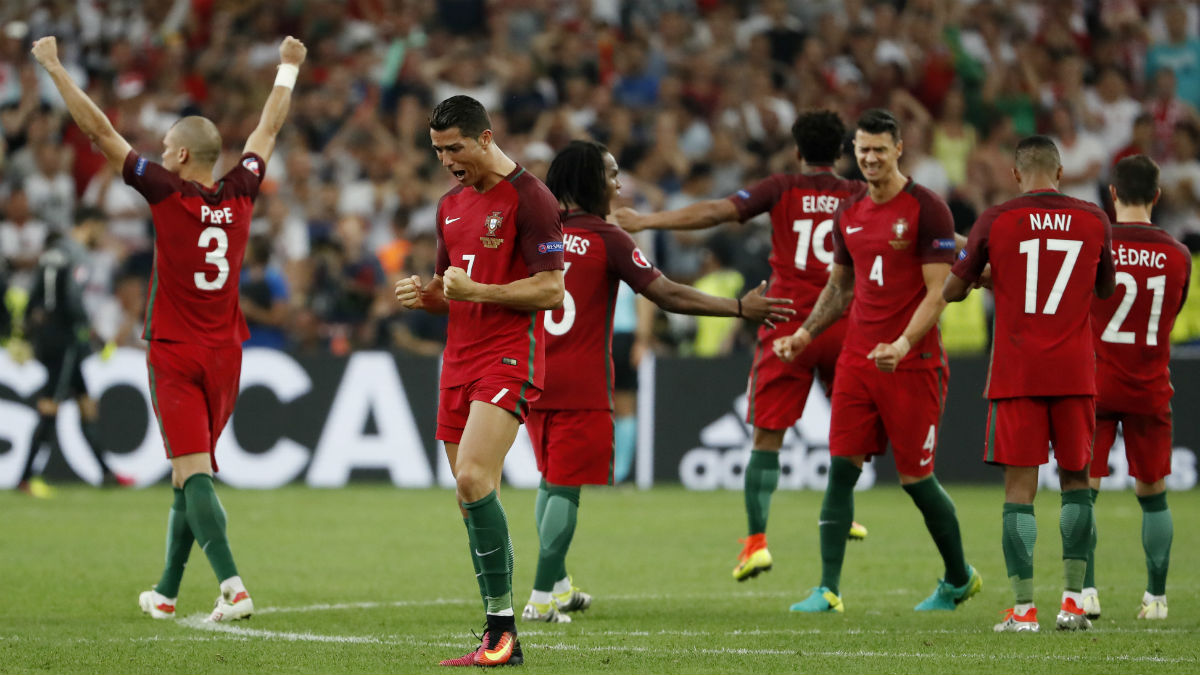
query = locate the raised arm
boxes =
[31,37,131,174]
[243,36,307,163]
[613,199,739,233]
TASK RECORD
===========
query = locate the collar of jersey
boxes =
[1022,188,1061,196]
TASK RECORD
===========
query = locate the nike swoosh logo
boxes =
[474,547,501,557]
[845,226,864,234]
[479,636,514,664]
[445,217,461,224]
[919,455,934,466]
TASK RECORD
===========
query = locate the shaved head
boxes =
[1014,135,1061,176]
[169,116,222,167]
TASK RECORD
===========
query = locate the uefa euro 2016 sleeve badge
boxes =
[889,218,911,250]
[481,211,505,248]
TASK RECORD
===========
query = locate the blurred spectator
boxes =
[24,141,74,231]
[1158,122,1200,239]
[0,186,50,290]
[1145,2,1200,111]
[1050,104,1106,205]
[240,235,291,351]
[688,233,744,357]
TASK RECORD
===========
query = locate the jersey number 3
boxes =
[194,226,230,291]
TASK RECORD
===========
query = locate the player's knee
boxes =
[752,427,785,451]
[455,466,494,503]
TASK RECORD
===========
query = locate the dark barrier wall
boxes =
[1,349,1195,490]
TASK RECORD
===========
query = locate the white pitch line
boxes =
[172,622,1197,665]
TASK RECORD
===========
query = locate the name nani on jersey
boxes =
[1029,213,1072,231]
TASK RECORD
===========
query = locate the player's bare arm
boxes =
[869,262,950,373]
[31,37,131,174]
[943,271,973,302]
[442,267,564,311]
[395,274,449,315]
[243,36,307,163]
[774,262,854,362]
[641,278,794,327]
[613,199,738,233]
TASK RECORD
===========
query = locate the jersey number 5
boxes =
[1018,238,1082,314]
[544,262,575,336]
[1101,272,1167,345]
[195,226,230,291]
[793,218,834,270]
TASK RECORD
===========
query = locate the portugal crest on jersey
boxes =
[481,211,505,248]
[889,218,911,250]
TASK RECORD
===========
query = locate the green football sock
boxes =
[464,517,486,609]
[535,478,550,531]
[464,491,514,614]
[182,474,239,582]
[744,449,780,536]
[533,484,580,593]
[1060,489,1093,592]
[1138,492,1172,596]
[903,475,969,586]
[1002,502,1036,604]
[818,457,861,595]
[1083,488,1099,589]
[154,488,194,599]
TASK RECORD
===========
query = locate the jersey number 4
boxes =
[1018,238,1082,314]
[195,226,230,291]
[1101,272,1166,345]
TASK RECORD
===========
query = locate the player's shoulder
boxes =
[1114,222,1192,257]
[566,212,629,246]
[510,165,555,201]
[904,179,950,208]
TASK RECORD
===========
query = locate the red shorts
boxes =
[984,396,1095,472]
[526,409,614,486]
[745,318,845,430]
[1091,406,1173,483]
[147,340,242,471]
[437,375,541,444]
[828,360,948,477]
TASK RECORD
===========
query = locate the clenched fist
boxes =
[441,266,479,302]
[31,37,61,69]
[394,275,426,309]
[280,36,307,66]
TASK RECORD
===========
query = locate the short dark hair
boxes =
[73,206,106,225]
[546,140,610,217]
[1014,135,1062,175]
[1111,155,1160,206]
[428,95,492,139]
[856,108,901,142]
[792,110,846,164]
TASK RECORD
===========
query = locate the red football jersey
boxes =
[729,170,864,342]
[831,179,957,370]
[536,212,662,410]
[436,165,564,389]
[1091,222,1191,414]
[123,151,263,346]
[953,190,1115,398]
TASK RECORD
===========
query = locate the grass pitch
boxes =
[1,484,1197,674]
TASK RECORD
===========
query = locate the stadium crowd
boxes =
[2,0,1200,357]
